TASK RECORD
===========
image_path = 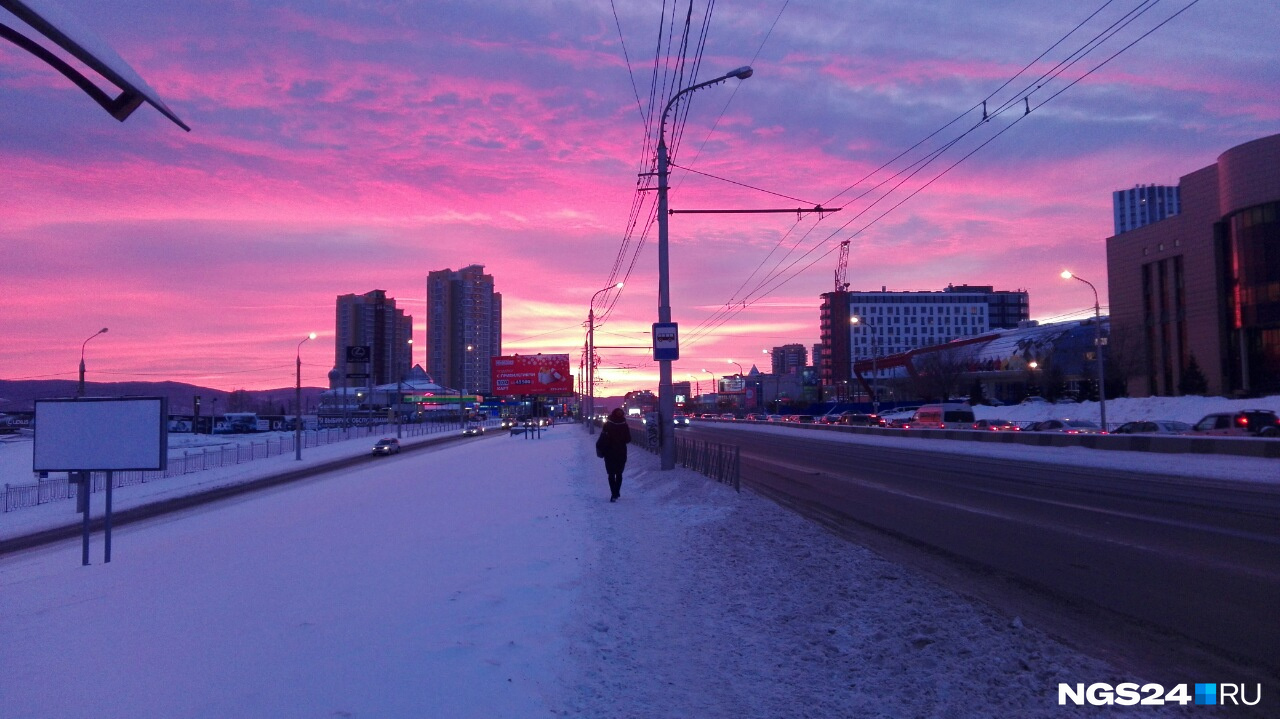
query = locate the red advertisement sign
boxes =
[491,354,573,396]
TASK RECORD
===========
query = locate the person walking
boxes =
[596,407,632,502]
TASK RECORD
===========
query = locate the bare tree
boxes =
[911,344,979,402]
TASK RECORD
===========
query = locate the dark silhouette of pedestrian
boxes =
[596,408,631,502]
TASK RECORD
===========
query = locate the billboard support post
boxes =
[80,475,90,566]
[104,471,113,563]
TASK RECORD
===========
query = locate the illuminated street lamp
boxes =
[849,316,880,414]
[1061,270,1107,430]
[295,332,316,460]
[78,327,108,397]
[656,65,753,470]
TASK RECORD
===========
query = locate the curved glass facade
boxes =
[1225,200,1280,394]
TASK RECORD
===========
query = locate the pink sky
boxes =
[2,0,1277,395]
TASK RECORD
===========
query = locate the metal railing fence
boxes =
[3,421,454,513]
[623,421,740,491]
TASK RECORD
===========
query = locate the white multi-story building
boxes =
[1113,184,1180,235]
[820,284,1029,391]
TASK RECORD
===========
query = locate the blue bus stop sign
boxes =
[652,322,679,361]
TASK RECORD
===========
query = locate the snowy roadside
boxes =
[556,434,1201,718]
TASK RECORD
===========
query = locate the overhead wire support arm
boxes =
[670,206,841,220]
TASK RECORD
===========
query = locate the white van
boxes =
[907,403,975,429]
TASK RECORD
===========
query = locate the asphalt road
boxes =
[687,424,1280,677]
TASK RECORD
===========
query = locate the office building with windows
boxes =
[1107,133,1280,397]
[819,284,1029,391]
[1113,184,1181,235]
[769,344,808,376]
[331,289,413,389]
[426,265,502,395]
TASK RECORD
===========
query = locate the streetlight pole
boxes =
[587,282,623,434]
[398,338,412,439]
[1062,270,1107,430]
[657,65,753,470]
[850,317,880,415]
[78,327,108,397]
[727,360,745,415]
[295,332,316,460]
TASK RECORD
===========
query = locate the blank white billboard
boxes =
[33,397,168,472]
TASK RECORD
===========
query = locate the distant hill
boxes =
[0,379,326,415]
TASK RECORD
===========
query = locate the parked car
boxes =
[1020,396,1050,405]
[1189,410,1280,438]
[1025,418,1106,434]
[372,438,401,455]
[1111,420,1191,435]
[971,418,1020,431]
[839,412,886,427]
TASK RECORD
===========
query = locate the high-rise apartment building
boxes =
[819,284,1029,390]
[770,344,808,375]
[332,289,413,389]
[426,265,502,394]
[1113,184,1180,235]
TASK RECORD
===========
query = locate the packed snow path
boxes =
[1,428,1199,717]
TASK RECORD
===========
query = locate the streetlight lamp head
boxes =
[1060,270,1074,280]
[99,327,109,334]
[850,316,860,325]
[614,282,624,289]
[308,332,317,340]
[727,66,753,80]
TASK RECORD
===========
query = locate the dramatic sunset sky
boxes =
[2,0,1277,395]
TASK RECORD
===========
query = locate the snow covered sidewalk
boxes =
[1,427,1189,717]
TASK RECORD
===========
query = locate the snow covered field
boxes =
[1,417,1257,717]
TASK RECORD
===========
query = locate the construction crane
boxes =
[834,240,850,292]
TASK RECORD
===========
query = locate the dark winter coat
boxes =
[597,417,631,463]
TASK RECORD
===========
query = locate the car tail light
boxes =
[1237,415,1249,427]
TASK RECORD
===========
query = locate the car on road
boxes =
[499,417,516,429]
[1111,420,1191,435]
[1025,418,1106,434]
[878,407,919,428]
[838,412,885,427]
[1189,410,1280,438]
[906,403,975,429]
[372,438,401,455]
[462,424,486,436]
[720,413,737,420]
[971,418,1020,431]
[672,413,690,427]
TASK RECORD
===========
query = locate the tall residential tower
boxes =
[426,265,502,394]
[331,289,413,389]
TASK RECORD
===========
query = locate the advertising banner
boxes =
[491,354,573,396]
